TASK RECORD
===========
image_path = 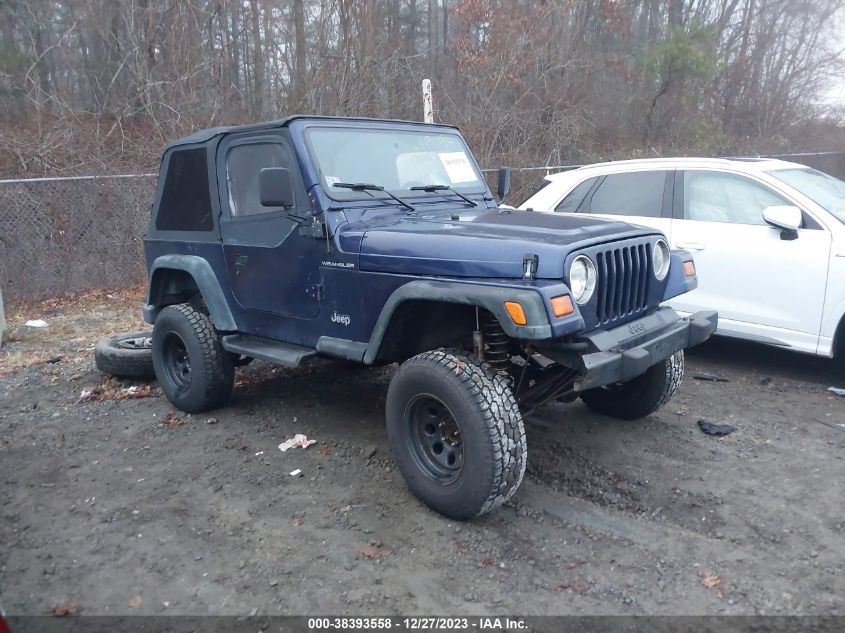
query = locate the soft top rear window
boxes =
[156,147,213,231]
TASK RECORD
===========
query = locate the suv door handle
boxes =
[674,241,705,251]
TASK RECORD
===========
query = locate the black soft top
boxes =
[165,115,459,151]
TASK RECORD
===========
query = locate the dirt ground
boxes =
[1,288,844,616]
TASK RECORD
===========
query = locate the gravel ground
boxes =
[1,293,844,616]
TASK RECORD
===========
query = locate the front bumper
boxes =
[539,307,717,391]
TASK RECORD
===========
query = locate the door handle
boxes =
[674,241,705,251]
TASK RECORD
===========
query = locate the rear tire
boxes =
[580,351,684,420]
[386,349,527,520]
[94,331,155,378]
[151,304,234,413]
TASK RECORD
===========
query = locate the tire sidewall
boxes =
[387,361,498,520]
[94,331,154,378]
[152,307,220,412]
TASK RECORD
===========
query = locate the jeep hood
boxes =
[352,209,661,279]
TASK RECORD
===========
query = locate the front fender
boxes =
[363,280,565,365]
[144,255,237,331]
[663,249,698,301]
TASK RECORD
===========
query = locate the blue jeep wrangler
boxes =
[143,116,717,519]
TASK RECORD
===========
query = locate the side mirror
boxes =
[497,166,511,202]
[763,205,801,237]
[259,167,294,208]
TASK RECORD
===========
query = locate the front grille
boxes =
[594,242,651,324]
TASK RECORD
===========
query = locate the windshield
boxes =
[768,167,845,223]
[306,127,486,199]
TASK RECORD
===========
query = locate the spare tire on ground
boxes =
[94,331,155,379]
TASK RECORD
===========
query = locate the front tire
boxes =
[386,349,527,520]
[580,351,684,420]
[151,304,234,413]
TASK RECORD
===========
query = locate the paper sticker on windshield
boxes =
[325,175,340,187]
[438,152,477,184]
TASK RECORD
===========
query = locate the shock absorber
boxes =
[483,316,512,371]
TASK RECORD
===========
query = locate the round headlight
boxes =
[569,256,597,305]
[653,239,670,281]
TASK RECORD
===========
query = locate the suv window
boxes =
[156,148,213,231]
[226,143,292,217]
[684,171,788,225]
[587,171,667,217]
[555,177,598,212]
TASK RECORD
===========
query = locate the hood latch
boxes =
[523,253,539,280]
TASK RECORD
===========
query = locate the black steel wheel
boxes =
[405,395,464,484]
[386,349,526,520]
[161,331,192,394]
[94,331,155,378]
[152,304,234,413]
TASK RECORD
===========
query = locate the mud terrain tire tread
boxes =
[580,351,684,420]
[386,349,527,520]
[152,304,234,413]
[94,331,155,378]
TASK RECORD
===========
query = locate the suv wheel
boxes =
[386,349,527,520]
[580,351,684,420]
[151,304,234,413]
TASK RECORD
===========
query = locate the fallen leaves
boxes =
[128,593,143,609]
[77,381,158,404]
[698,572,725,598]
[315,445,332,456]
[356,544,392,560]
[480,555,495,567]
[163,412,184,428]
[50,600,76,616]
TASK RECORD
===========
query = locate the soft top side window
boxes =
[156,147,213,232]
[226,142,293,217]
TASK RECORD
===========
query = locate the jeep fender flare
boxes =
[363,280,553,365]
[144,255,237,331]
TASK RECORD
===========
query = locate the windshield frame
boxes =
[766,167,845,224]
[302,123,489,203]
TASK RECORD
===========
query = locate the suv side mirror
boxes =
[763,205,801,238]
[259,167,294,208]
[497,167,511,202]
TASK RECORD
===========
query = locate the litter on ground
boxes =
[278,434,316,452]
[698,420,737,436]
[828,386,845,397]
[25,319,48,328]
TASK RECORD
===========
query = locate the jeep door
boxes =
[216,131,321,321]
[668,169,831,354]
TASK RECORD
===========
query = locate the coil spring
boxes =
[483,318,512,371]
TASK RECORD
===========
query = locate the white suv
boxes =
[519,158,845,361]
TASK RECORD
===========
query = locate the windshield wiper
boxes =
[334,182,416,212]
[410,184,478,207]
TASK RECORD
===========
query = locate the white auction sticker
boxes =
[438,152,477,184]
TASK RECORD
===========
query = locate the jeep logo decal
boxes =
[331,311,351,326]
[627,320,647,335]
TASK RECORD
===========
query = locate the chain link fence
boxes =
[0,174,156,302]
[2,150,841,304]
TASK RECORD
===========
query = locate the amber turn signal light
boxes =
[683,260,696,277]
[504,301,527,326]
[550,294,574,318]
